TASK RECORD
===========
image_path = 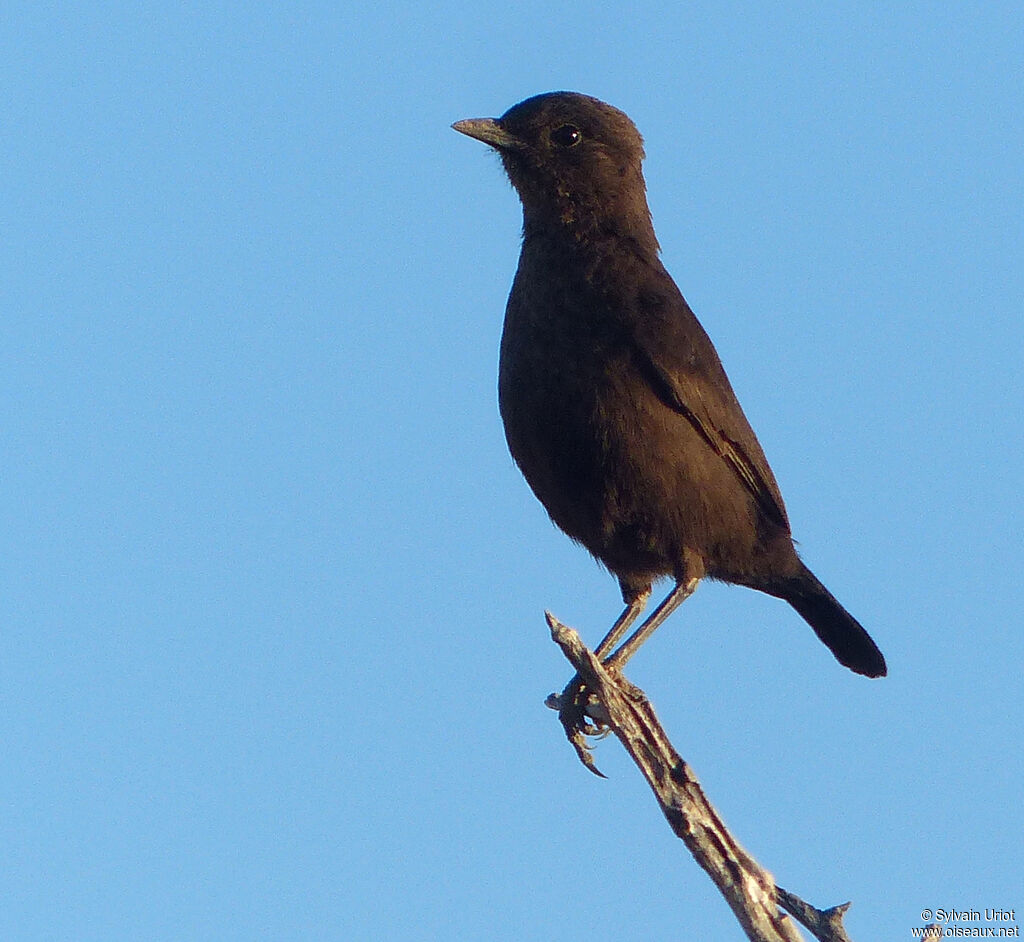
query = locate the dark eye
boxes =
[550,124,582,147]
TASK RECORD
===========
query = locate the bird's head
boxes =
[453,92,656,250]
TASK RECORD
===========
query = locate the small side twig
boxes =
[546,613,857,942]
[775,889,854,942]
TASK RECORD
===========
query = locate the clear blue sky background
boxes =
[2,3,1021,940]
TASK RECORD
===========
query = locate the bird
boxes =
[452,92,886,679]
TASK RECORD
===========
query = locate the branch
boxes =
[545,613,856,942]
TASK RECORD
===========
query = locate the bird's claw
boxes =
[547,677,611,777]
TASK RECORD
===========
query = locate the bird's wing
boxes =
[627,274,790,530]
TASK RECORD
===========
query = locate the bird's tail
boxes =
[781,565,887,678]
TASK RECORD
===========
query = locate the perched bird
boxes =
[453,92,886,678]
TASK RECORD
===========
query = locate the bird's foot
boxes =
[545,673,612,777]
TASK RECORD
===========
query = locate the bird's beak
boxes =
[452,117,523,151]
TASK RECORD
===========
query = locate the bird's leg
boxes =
[593,587,651,659]
[603,575,700,671]
[551,588,651,742]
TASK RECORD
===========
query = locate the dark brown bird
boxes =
[453,92,886,678]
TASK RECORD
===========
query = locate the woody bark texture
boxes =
[546,613,856,942]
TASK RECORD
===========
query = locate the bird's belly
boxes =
[500,359,763,583]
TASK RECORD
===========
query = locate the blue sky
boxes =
[2,2,1021,940]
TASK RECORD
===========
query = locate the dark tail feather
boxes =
[782,566,887,678]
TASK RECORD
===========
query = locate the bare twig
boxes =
[775,889,854,942]
[546,613,857,942]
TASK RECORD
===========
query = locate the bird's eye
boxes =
[550,124,582,147]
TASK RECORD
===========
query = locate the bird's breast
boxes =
[497,250,664,560]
